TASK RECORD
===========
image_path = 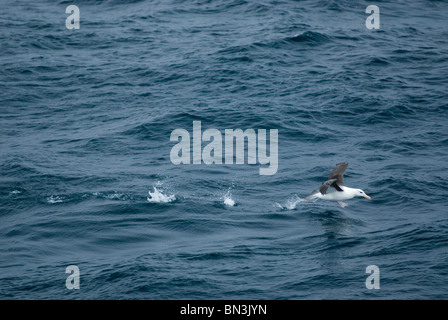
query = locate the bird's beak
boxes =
[363,194,371,200]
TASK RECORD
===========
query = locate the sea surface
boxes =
[1,0,448,300]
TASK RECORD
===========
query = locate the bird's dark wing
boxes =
[328,162,348,186]
[319,178,343,194]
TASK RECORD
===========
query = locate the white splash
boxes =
[275,195,304,210]
[147,186,176,203]
[223,189,236,207]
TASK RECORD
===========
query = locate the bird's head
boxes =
[355,189,371,200]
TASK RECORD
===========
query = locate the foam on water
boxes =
[46,195,66,204]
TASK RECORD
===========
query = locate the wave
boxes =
[92,191,135,201]
[288,31,331,46]
[43,190,146,205]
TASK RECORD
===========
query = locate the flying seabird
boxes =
[306,162,371,208]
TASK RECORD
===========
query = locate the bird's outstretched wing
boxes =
[319,178,343,194]
[328,162,348,186]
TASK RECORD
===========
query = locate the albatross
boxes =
[306,162,371,208]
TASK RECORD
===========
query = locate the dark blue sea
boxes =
[1,0,448,300]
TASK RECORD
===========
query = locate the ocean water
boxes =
[1,0,448,300]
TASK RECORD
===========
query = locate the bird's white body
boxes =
[314,186,359,201]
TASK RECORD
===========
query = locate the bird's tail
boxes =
[305,189,320,202]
